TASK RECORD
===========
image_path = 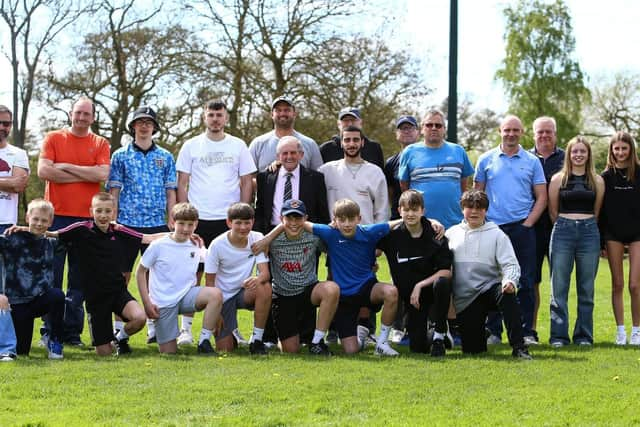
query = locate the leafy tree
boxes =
[440,97,500,153]
[496,0,589,147]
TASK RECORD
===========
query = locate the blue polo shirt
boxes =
[474,145,546,225]
[398,141,474,229]
[106,142,177,227]
[312,222,389,296]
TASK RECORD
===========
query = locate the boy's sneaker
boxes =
[232,328,249,346]
[115,338,132,355]
[263,341,278,350]
[615,332,627,345]
[512,347,533,360]
[177,329,193,345]
[390,329,405,344]
[197,339,217,356]
[309,339,332,356]
[430,338,446,357]
[524,335,539,345]
[356,325,369,351]
[550,341,565,348]
[374,341,399,357]
[39,333,49,348]
[146,334,157,344]
[0,353,15,362]
[487,334,502,345]
[47,340,64,360]
[249,339,268,355]
[630,331,640,346]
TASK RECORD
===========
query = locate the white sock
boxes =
[433,332,445,341]
[252,327,264,342]
[147,319,156,336]
[312,329,325,344]
[378,324,392,343]
[116,328,129,341]
[181,316,193,333]
[617,325,626,334]
[114,320,125,332]
[632,326,640,334]
[199,328,213,345]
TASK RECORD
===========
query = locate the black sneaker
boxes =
[197,339,217,356]
[115,338,132,355]
[326,330,338,344]
[430,338,446,357]
[512,347,533,360]
[249,339,268,355]
[146,335,157,344]
[309,339,332,356]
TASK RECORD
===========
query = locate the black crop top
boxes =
[558,174,596,214]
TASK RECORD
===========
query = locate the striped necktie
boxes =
[284,172,293,201]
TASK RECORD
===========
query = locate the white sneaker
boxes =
[630,331,640,346]
[551,341,565,348]
[523,335,539,345]
[390,329,405,344]
[0,354,15,362]
[177,329,193,345]
[232,328,249,346]
[487,334,502,345]
[615,332,627,346]
[357,325,369,351]
[374,341,399,357]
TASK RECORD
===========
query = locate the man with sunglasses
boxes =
[398,109,474,230]
[0,105,29,233]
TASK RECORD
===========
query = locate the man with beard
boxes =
[0,105,29,233]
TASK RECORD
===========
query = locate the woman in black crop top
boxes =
[601,131,640,346]
[547,136,604,346]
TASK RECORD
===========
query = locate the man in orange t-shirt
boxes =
[37,97,110,345]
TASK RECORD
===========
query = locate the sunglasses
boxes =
[423,123,443,129]
[0,121,11,127]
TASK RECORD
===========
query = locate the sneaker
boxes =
[630,331,640,346]
[444,330,454,349]
[390,329,405,344]
[577,341,592,347]
[374,341,399,357]
[177,329,193,346]
[487,334,502,345]
[326,330,338,344]
[39,334,49,348]
[197,339,217,356]
[309,339,332,356]
[550,341,565,348]
[249,339,268,355]
[0,353,15,362]
[356,325,369,351]
[115,338,132,355]
[64,337,84,347]
[146,335,157,344]
[430,338,446,358]
[615,332,627,345]
[512,347,533,360]
[232,328,249,346]
[47,340,64,360]
[399,334,411,346]
[524,335,540,345]
[263,341,278,350]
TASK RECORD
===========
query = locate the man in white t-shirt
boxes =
[204,203,271,354]
[175,99,256,344]
[136,203,223,355]
[0,105,29,233]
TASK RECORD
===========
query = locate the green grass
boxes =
[2,256,640,426]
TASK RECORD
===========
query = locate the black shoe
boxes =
[197,339,217,356]
[249,339,268,355]
[430,338,446,357]
[146,335,157,344]
[512,347,533,360]
[115,338,132,355]
[309,339,332,356]
[64,338,85,347]
[326,330,338,344]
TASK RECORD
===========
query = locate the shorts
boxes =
[86,289,135,347]
[155,286,201,345]
[120,225,170,273]
[602,230,640,245]
[196,219,229,271]
[271,285,317,341]
[216,289,253,340]
[334,278,382,339]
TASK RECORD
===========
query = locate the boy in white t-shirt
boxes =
[204,203,271,355]
[137,203,223,355]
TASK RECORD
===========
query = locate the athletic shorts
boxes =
[271,284,317,341]
[216,289,253,340]
[120,225,170,273]
[86,289,135,347]
[155,286,201,345]
[603,230,640,245]
[196,219,228,271]
[334,278,382,339]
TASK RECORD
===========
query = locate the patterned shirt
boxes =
[269,231,324,296]
[0,232,60,304]
[106,142,177,227]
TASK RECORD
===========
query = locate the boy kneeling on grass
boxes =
[136,203,223,355]
[445,190,532,359]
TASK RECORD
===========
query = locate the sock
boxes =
[114,320,125,333]
[433,331,445,341]
[632,326,640,335]
[116,328,129,341]
[252,327,264,342]
[182,316,193,333]
[199,328,213,345]
[312,329,325,345]
[617,325,626,334]
[378,324,392,343]
[147,319,156,336]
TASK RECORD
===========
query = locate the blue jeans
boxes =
[0,308,17,356]
[487,222,536,338]
[549,217,599,344]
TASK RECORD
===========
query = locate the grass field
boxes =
[2,256,639,426]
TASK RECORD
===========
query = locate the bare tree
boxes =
[587,71,640,140]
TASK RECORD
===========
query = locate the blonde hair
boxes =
[27,198,54,217]
[559,136,597,190]
[172,203,199,221]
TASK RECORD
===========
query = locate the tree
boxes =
[495,0,589,147]
[586,71,640,140]
[440,97,500,153]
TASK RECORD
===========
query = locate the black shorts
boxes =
[603,230,640,245]
[196,219,229,272]
[86,289,136,347]
[120,225,170,273]
[271,285,318,341]
[334,278,382,339]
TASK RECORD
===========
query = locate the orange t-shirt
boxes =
[40,129,111,217]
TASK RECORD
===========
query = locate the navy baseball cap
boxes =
[338,107,361,120]
[396,115,418,128]
[281,199,307,216]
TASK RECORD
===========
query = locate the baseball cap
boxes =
[396,115,418,128]
[127,106,160,136]
[281,199,307,216]
[271,96,295,110]
[338,107,361,120]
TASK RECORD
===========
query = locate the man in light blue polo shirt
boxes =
[474,114,547,345]
[398,109,474,230]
